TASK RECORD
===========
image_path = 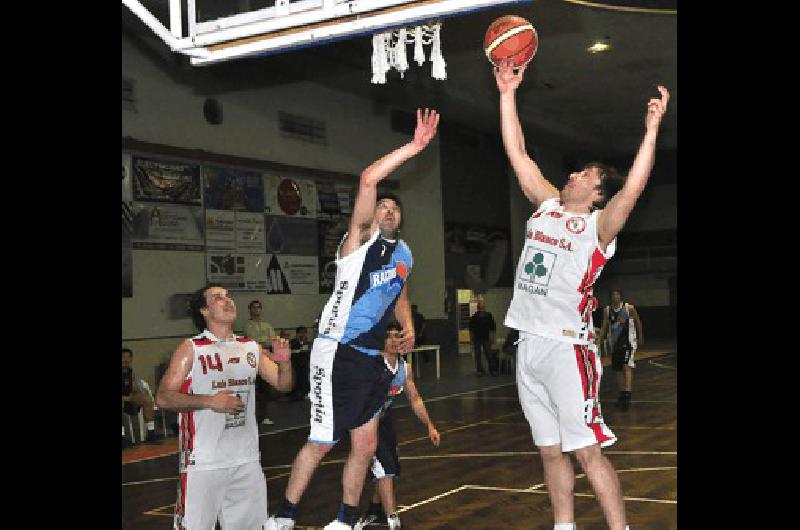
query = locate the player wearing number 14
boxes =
[156,284,294,530]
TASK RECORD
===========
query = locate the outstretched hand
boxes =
[410,108,440,153]
[645,85,670,131]
[494,59,527,94]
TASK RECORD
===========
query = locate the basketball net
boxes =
[371,22,446,84]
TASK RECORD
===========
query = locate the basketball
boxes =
[484,15,538,68]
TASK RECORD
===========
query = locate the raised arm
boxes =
[404,369,440,446]
[598,86,670,246]
[257,339,293,393]
[394,283,415,353]
[339,108,440,258]
[494,60,559,207]
[156,339,244,414]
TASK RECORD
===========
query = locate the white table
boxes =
[404,345,441,380]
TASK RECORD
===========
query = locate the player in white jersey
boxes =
[268,109,439,530]
[494,60,669,530]
[157,284,293,530]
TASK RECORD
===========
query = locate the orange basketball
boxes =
[484,15,538,68]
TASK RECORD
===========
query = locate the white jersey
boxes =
[505,198,616,345]
[178,330,261,472]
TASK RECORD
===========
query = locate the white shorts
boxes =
[516,332,617,453]
[174,461,267,530]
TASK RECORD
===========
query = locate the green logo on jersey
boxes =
[524,252,549,278]
[519,247,556,287]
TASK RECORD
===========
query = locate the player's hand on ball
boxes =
[270,337,292,363]
[645,85,670,131]
[494,59,526,94]
[209,389,245,414]
[429,426,441,447]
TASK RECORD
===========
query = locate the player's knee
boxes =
[351,434,378,458]
[539,445,564,462]
[573,444,602,468]
[307,441,335,459]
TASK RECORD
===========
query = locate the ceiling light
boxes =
[587,41,611,54]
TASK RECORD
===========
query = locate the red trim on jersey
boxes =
[236,337,254,343]
[178,377,195,468]
[175,471,187,529]
[192,338,213,346]
[575,345,613,446]
[577,247,608,324]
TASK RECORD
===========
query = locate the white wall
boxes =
[122,34,445,386]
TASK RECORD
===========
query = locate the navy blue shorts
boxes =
[371,408,400,479]
[309,338,392,444]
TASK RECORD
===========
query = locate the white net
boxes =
[371,22,446,84]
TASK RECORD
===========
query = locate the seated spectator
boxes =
[122,347,163,446]
[289,326,312,401]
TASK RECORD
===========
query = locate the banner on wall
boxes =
[206,253,268,291]
[265,254,319,294]
[264,175,318,218]
[206,209,266,253]
[132,156,202,205]
[204,166,265,212]
[122,153,134,297]
[315,181,354,220]
[317,216,349,293]
[130,203,205,251]
[122,154,132,202]
[265,216,318,256]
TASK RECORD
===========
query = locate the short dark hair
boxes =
[189,284,224,331]
[296,326,307,334]
[386,321,403,334]
[122,347,133,357]
[376,192,404,229]
[248,300,262,311]
[611,288,624,297]
[585,161,623,210]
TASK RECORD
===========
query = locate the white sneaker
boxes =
[387,513,402,529]
[262,418,275,425]
[323,521,353,529]
[265,515,294,530]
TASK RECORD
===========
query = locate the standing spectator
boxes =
[289,326,312,401]
[469,300,497,376]
[244,300,276,346]
[597,289,644,411]
[244,300,277,425]
[122,347,163,446]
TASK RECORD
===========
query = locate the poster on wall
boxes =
[265,254,319,294]
[132,156,202,205]
[315,181,354,220]
[206,209,266,253]
[130,203,205,251]
[206,253,268,291]
[203,166,265,212]
[317,216,349,293]
[264,175,318,218]
[122,154,132,202]
[122,153,134,297]
[265,216,317,255]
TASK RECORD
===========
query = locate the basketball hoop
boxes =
[371,22,446,84]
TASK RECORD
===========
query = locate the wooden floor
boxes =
[122,349,677,529]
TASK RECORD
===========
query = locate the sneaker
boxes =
[262,418,275,425]
[353,515,380,529]
[323,521,353,530]
[145,430,164,443]
[265,516,295,530]
[387,513,402,529]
